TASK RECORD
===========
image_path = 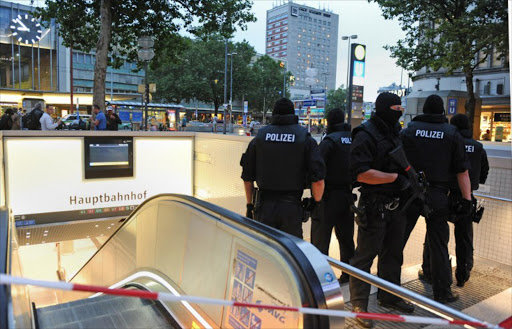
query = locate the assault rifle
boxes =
[389,145,431,217]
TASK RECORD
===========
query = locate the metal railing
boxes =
[326,256,496,328]
[474,193,512,203]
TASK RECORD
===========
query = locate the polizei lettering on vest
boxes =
[465,145,475,153]
[340,137,352,144]
[415,129,444,139]
[265,133,296,142]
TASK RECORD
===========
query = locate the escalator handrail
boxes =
[69,194,332,328]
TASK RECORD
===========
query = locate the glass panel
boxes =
[0,43,14,88]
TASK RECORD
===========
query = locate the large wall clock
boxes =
[10,14,43,45]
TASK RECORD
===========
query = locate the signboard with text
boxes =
[447,98,457,115]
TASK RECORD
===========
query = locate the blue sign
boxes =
[132,112,143,123]
[353,61,365,78]
[303,100,316,107]
[448,98,457,115]
[118,111,130,122]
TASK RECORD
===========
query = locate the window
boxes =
[84,54,92,64]
[328,22,331,26]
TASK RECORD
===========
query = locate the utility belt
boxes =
[428,184,451,196]
[350,192,402,228]
[254,189,302,205]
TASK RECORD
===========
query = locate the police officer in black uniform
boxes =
[401,95,472,304]
[311,108,354,284]
[350,92,414,328]
[420,114,489,287]
[240,98,325,238]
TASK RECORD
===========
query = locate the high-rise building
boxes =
[266,2,338,100]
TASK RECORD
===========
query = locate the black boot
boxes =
[378,299,415,313]
[418,269,432,284]
[352,306,374,328]
[434,291,459,304]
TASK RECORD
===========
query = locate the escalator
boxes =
[1,194,344,329]
[36,292,176,329]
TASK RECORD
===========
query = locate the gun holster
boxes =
[472,196,484,223]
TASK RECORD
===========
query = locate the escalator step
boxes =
[117,304,175,328]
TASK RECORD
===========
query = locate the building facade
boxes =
[406,48,510,142]
[266,2,338,100]
[0,0,143,115]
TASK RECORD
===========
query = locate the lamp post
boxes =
[321,72,329,110]
[280,60,286,96]
[228,52,237,132]
[223,39,228,134]
[137,36,154,131]
[341,34,357,122]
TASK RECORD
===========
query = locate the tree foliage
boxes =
[326,87,348,113]
[246,55,289,118]
[371,0,508,123]
[150,35,257,115]
[37,0,256,110]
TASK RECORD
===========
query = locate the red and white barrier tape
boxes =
[0,274,502,328]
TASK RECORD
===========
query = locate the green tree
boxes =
[151,35,257,116]
[325,87,348,113]
[246,55,288,121]
[371,0,508,123]
[38,0,256,111]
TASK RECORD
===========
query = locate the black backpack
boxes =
[27,108,44,130]
[0,113,13,130]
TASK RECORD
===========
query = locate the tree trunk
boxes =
[463,65,476,127]
[92,0,112,112]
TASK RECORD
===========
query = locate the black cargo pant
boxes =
[404,186,453,298]
[349,194,406,309]
[311,189,355,264]
[254,192,303,239]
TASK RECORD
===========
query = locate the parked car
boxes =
[61,114,91,129]
[118,122,131,130]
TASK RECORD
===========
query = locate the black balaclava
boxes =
[375,92,402,126]
[272,98,295,115]
[423,95,445,115]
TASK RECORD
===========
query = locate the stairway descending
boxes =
[36,293,177,329]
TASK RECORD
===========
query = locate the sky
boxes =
[12,0,411,102]
[233,0,412,101]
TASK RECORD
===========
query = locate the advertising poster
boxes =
[225,242,300,329]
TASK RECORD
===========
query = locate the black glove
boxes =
[302,197,320,212]
[393,174,411,191]
[455,198,474,218]
[246,203,254,219]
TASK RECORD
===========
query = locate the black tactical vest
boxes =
[352,116,403,193]
[255,115,308,191]
[401,115,459,184]
[461,131,484,190]
[353,117,402,173]
[323,125,352,189]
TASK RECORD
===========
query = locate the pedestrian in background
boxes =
[91,104,107,130]
[40,105,61,131]
[310,108,354,284]
[106,107,122,131]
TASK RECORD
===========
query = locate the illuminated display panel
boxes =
[84,137,133,179]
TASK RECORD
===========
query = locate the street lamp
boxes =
[228,52,237,132]
[138,36,154,131]
[341,35,357,122]
[341,35,357,89]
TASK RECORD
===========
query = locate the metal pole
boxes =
[229,54,233,132]
[110,56,113,101]
[223,39,228,134]
[70,46,73,113]
[283,61,286,96]
[144,61,148,130]
[346,38,351,89]
[347,42,353,124]
[326,256,490,326]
